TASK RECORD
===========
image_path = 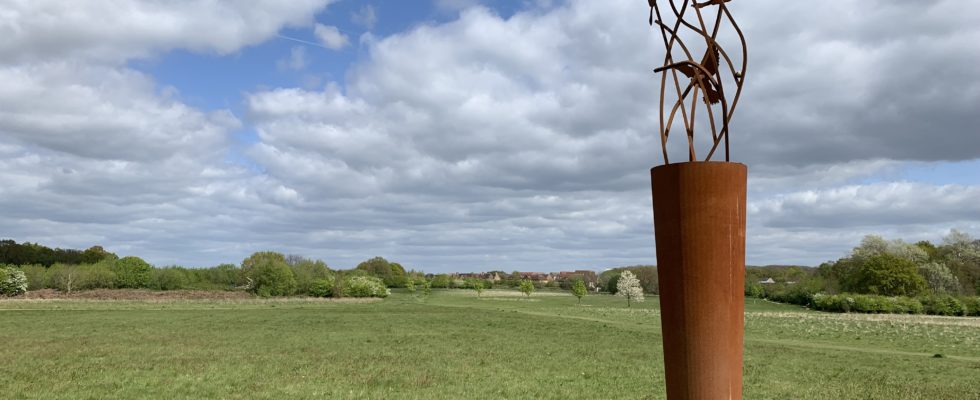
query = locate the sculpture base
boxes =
[650,161,747,400]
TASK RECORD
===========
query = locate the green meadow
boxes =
[2,290,978,399]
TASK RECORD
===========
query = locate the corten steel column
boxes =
[651,161,746,400]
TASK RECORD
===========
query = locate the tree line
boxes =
[746,230,980,316]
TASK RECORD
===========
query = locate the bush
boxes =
[290,260,332,295]
[111,256,153,288]
[44,262,118,292]
[249,260,297,297]
[430,274,451,289]
[343,275,389,298]
[206,263,241,288]
[18,264,46,290]
[74,263,118,290]
[0,267,28,296]
[811,293,854,313]
[309,277,335,298]
[241,252,297,297]
[151,267,191,290]
[745,282,764,298]
[851,294,888,313]
[894,296,924,314]
[961,297,980,316]
[922,295,966,316]
[764,283,817,307]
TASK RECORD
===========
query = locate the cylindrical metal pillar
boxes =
[650,161,747,400]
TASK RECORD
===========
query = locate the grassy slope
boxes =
[1,291,978,399]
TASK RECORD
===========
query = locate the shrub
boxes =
[922,295,966,316]
[745,282,764,298]
[309,277,335,298]
[290,260,332,295]
[44,262,119,292]
[151,267,191,290]
[206,263,241,288]
[811,293,853,313]
[851,295,888,313]
[961,297,980,316]
[606,274,621,294]
[75,263,118,290]
[430,274,451,288]
[764,283,818,307]
[343,275,389,298]
[249,258,297,297]
[894,296,924,314]
[111,256,153,288]
[519,279,534,298]
[241,252,296,297]
[0,267,28,296]
[18,264,46,291]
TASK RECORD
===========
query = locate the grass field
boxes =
[2,290,979,399]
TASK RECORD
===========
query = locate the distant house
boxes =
[517,272,553,282]
[557,270,599,289]
[759,277,776,284]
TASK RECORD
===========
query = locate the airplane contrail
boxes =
[276,34,334,50]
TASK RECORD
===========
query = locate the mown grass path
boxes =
[2,290,978,399]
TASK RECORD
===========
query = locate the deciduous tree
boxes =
[616,270,644,307]
[570,279,587,304]
[519,279,534,298]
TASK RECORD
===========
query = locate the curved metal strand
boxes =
[653,0,694,164]
[649,0,746,164]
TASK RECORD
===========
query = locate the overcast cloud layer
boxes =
[1,0,978,271]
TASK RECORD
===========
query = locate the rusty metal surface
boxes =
[650,161,747,400]
[647,0,747,164]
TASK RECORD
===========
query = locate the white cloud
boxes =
[751,182,980,229]
[0,62,238,161]
[3,0,980,269]
[0,0,335,63]
[351,5,377,30]
[314,23,350,50]
[0,0,339,266]
[241,0,980,270]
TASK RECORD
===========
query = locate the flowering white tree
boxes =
[616,270,644,307]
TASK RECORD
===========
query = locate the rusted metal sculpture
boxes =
[648,0,746,164]
[646,1,748,399]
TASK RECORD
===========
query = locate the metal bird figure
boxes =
[646,0,747,163]
[694,0,733,8]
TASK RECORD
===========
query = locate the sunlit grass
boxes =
[1,290,978,399]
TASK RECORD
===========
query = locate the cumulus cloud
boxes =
[735,0,980,166]
[314,23,350,50]
[2,0,979,269]
[0,63,238,161]
[0,0,337,266]
[242,0,980,269]
[751,182,980,229]
[0,0,335,63]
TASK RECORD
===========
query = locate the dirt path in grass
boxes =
[748,337,980,363]
[428,302,980,363]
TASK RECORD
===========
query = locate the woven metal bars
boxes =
[648,0,746,164]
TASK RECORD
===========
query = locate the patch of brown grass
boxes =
[23,288,253,300]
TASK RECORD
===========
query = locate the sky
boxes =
[1,0,979,272]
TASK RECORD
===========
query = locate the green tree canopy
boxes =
[242,251,296,297]
[570,279,587,303]
[519,279,534,297]
[111,256,153,288]
[847,253,926,297]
